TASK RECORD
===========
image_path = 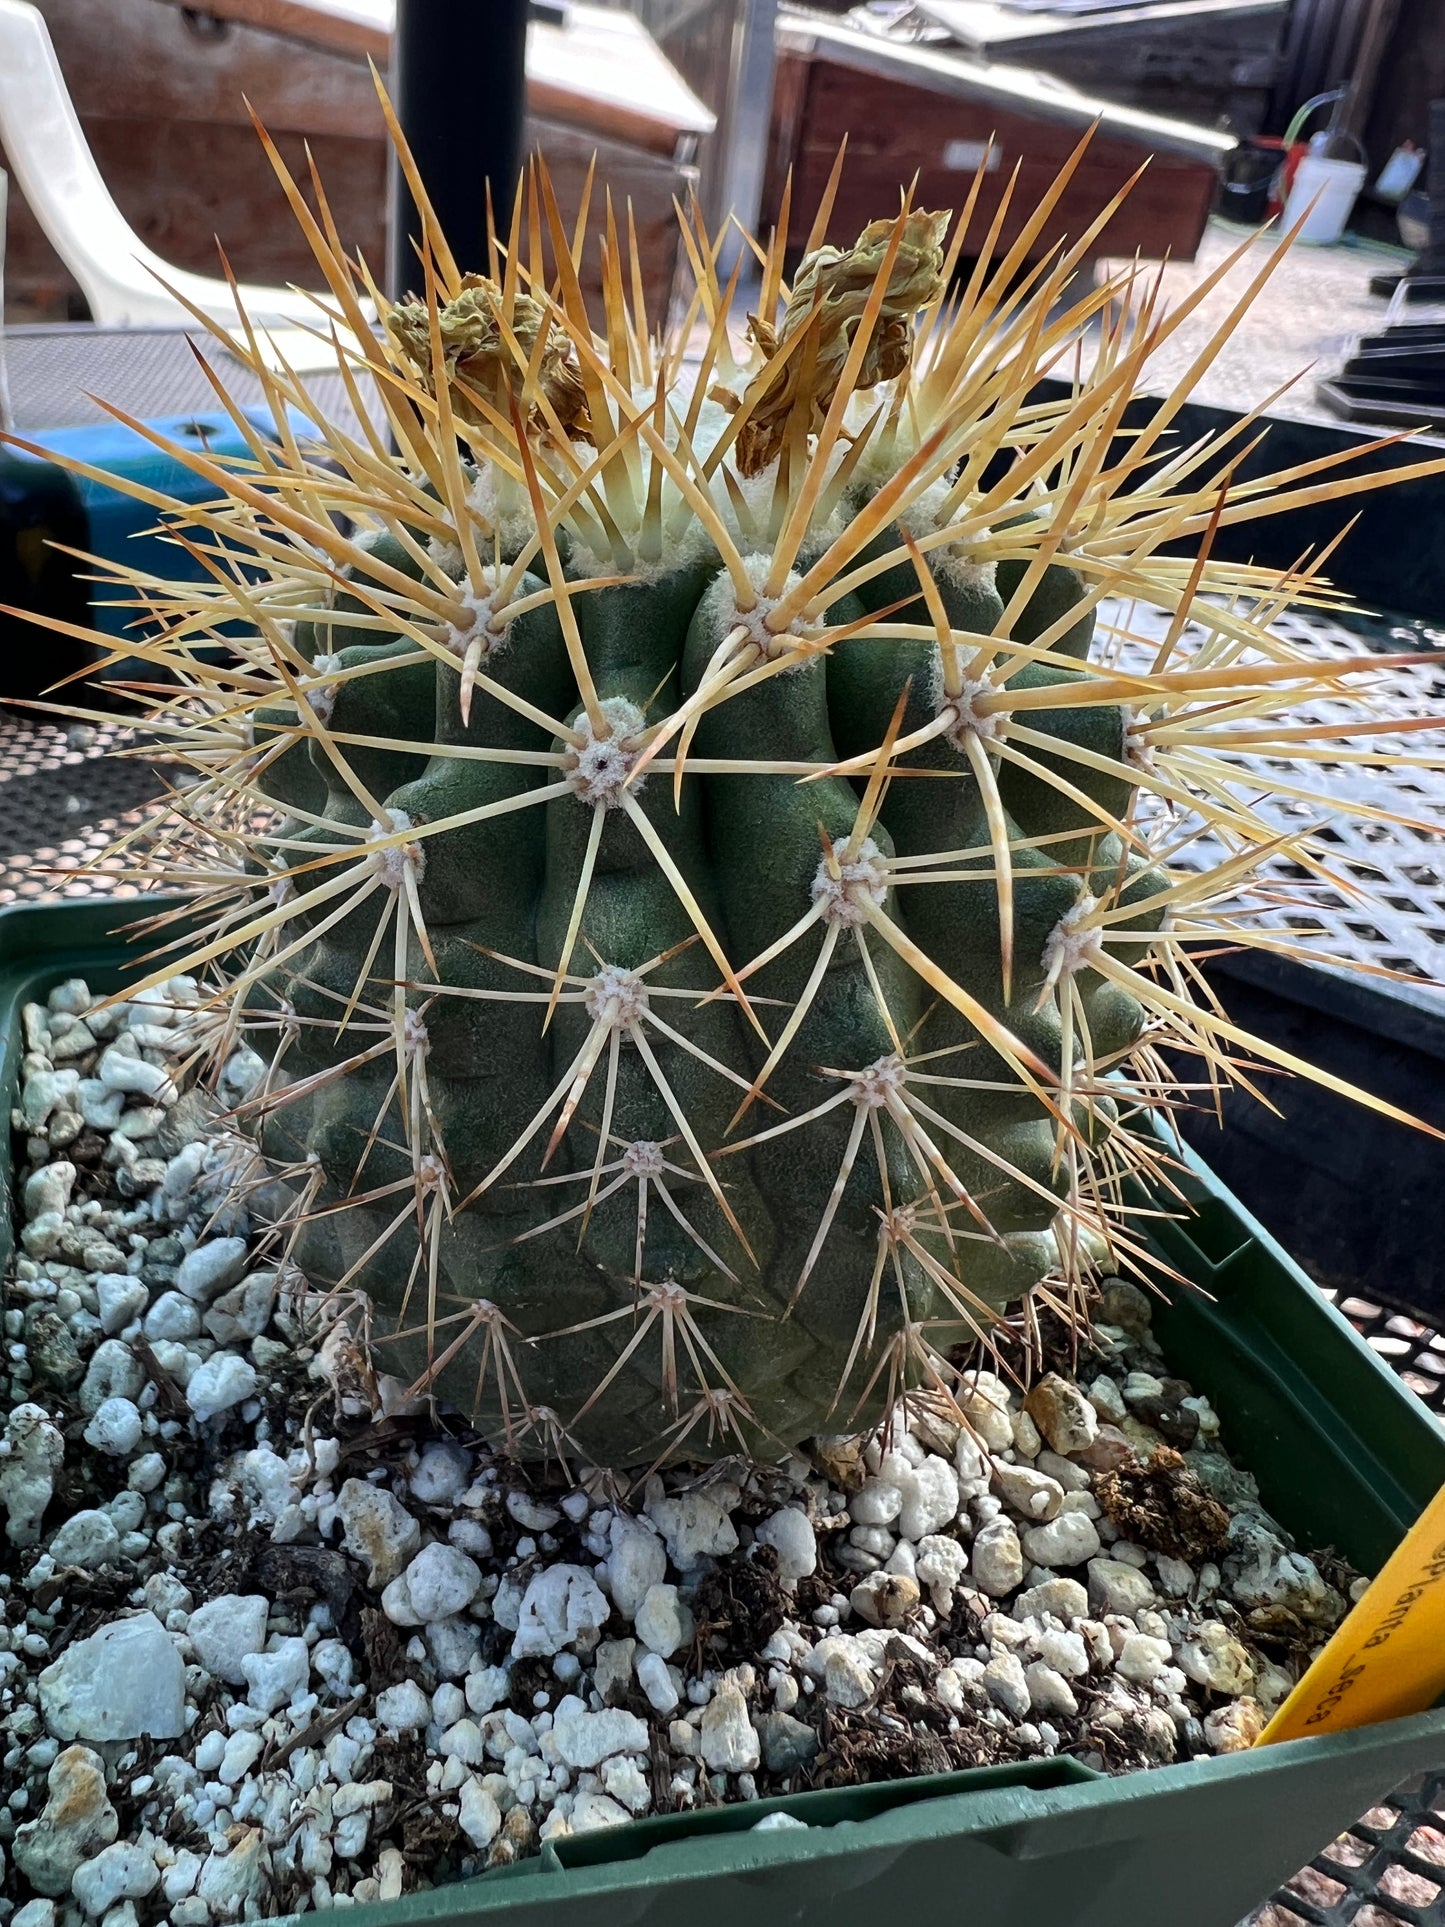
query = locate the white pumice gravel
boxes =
[0,980,1360,1920]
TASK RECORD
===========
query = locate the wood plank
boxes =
[142,0,715,154]
[765,50,1219,264]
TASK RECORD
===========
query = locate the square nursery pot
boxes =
[5,896,1445,1927]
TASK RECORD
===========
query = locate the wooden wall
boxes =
[3,0,694,322]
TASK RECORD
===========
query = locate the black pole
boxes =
[387,0,529,301]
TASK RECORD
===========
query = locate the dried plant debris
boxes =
[0,977,1367,1921]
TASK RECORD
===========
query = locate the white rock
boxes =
[22,1069,80,1130]
[13,1903,59,1927]
[218,1731,264,1787]
[95,1276,148,1338]
[848,1479,903,1527]
[458,1779,502,1848]
[637,1651,680,1714]
[958,1371,1015,1452]
[12,1746,117,1897]
[971,1517,1024,1597]
[1154,1554,1195,1598]
[1035,1628,1090,1678]
[465,1666,511,1717]
[185,1353,257,1421]
[606,1515,667,1618]
[127,1452,166,1495]
[634,1583,692,1658]
[1014,1577,1088,1624]
[195,1830,270,1919]
[382,1543,483,1626]
[203,1273,276,1346]
[48,1510,120,1571]
[176,1237,248,1304]
[333,1478,421,1586]
[1025,1375,1099,1456]
[24,1162,76,1220]
[78,1342,144,1415]
[71,1842,160,1918]
[817,1637,875,1708]
[982,1651,1031,1718]
[408,1442,471,1507]
[187,1595,268,1686]
[1117,1633,1173,1685]
[1024,1661,1078,1717]
[375,1688,433,1734]
[700,1681,759,1773]
[426,1615,481,1680]
[511,1565,609,1659]
[602,1755,652,1814]
[755,1507,817,1586]
[571,1792,631,1834]
[551,1707,649,1770]
[991,1460,1064,1522]
[2,1405,65,1546]
[97,1050,173,1102]
[438,1719,487,1766]
[1175,1622,1255,1696]
[82,1398,142,1459]
[240,1636,310,1713]
[507,1490,562,1532]
[142,1293,201,1343]
[1019,1513,1101,1569]
[648,1482,741,1568]
[916,1534,968,1610]
[39,1615,185,1741]
[896,1457,960,1540]
[1087,1558,1156,1616]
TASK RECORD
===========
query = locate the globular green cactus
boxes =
[29,125,1442,1467]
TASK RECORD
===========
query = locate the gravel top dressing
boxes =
[0,978,1361,1924]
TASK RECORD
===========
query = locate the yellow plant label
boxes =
[1259,1482,1445,1745]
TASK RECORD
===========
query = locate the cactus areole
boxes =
[27,124,1443,1467]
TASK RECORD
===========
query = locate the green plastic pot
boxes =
[5,897,1444,1927]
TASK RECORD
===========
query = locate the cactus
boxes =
[19,120,1443,1468]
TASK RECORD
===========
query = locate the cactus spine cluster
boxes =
[21,117,1443,1467]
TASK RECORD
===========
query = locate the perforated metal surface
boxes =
[1101,599,1445,999]
[1,324,374,438]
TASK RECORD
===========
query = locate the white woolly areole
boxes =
[899,480,997,595]
[308,653,345,726]
[936,665,1002,749]
[584,964,650,1029]
[564,696,647,809]
[1042,894,1104,984]
[621,1139,666,1179]
[698,555,825,668]
[403,1007,429,1057]
[848,1053,907,1109]
[811,837,889,927]
[428,532,466,579]
[467,463,537,560]
[366,807,426,890]
[444,568,515,667]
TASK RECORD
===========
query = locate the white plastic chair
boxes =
[0,0,348,331]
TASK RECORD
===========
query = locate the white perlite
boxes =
[0,979,1358,1920]
[187,1594,269,1685]
[382,1543,483,1625]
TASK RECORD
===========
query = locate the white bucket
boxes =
[1283,153,1367,244]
